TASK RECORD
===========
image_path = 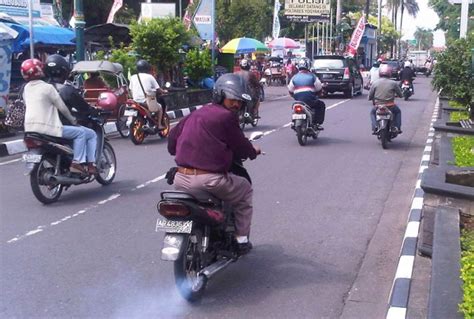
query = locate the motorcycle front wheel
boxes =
[296,126,307,146]
[174,229,208,302]
[30,158,63,204]
[158,113,171,138]
[130,116,146,145]
[238,110,246,130]
[96,141,116,185]
[116,104,130,138]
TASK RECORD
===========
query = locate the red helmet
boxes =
[379,63,392,78]
[20,59,45,81]
[96,92,117,110]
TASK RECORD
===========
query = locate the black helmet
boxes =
[213,73,251,104]
[44,54,70,79]
[136,59,151,73]
[239,59,250,71]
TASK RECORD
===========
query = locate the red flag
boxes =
[346,16,366,57]
[107,0,123,24]
[183,0,194,31]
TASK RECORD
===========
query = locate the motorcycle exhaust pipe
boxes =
[198,259,234,279]
[49,175,87,185]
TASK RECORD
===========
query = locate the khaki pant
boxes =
[174,172,253,236]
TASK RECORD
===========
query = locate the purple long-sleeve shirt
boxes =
[168,103,257,173]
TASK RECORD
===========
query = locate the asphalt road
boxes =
[0,77,436,319]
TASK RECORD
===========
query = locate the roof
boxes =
[6,23,75,52]
[71,60,123,74]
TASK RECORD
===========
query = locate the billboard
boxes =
[0,0,41,18]
[140,3,175,22]
[193,0,213,41]
[284,0,330,22]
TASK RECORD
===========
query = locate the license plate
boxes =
[292,114,306,120]
[376,115,391,120]
[322,74,333,79]
[22,153,42,163]
[124,109,137,117]
[155,219,193,233]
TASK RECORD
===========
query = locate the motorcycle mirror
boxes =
[249,131,264,141]
[165,82,171,88]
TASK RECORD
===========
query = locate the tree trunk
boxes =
[399,3,404,58]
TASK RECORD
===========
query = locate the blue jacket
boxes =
[287,70,322,101]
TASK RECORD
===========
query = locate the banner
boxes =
[183,0,194,31]
[284,0,330,22]
[0,41,13,109]
[272,0,281,39]
[346,16,366,57]
[107,0,123,23]
[193,0,212,41]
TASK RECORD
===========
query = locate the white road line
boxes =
[387,307,406,319]
[0,158,21,166]
[327,99,351,110]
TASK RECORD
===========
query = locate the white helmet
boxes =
[404,61,411,68]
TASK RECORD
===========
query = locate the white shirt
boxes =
[129,73,160,103]
[369,67,380,84]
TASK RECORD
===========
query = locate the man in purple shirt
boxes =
[168,73,262,254]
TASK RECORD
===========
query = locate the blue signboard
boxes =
[192,0,213,41]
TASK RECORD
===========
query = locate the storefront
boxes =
[358,24,377,69]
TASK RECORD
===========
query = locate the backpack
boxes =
[5,86,26,129]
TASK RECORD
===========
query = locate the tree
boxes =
[429,0,474,42]
[414,27,434,50]
[432,34,474,117]
[129,18,190,77]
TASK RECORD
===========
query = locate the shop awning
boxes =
[6,23,75,52]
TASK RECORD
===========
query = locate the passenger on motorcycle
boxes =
[235,59,261,118]
[368,63,403,134]
[287,58,325,129]
[45,54,98,174]
[22,59,97,174]
[399,61,416,94]
[129,59,167,129]
[168,73,262,255]
[368,59,382,87]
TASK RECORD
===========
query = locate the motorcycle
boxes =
[374,103,400,149]
[155,132,263,302]
[124,97,170,145]
[291,101,321,146]
[401,80,413,100]
[238,101,259,130]
[23,109,117,204]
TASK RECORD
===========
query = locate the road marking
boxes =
[0,158,21,166]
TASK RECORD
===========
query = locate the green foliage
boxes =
[460,229,474,318]
[414,27,434,50]
[449,100,467,109]
[452,136,474,167]
[216,0,272,43]
[108,46,137,77]
[130,18,189,74]
[184,49,212,84]
[432,35,474,112]
[429,0,474,43]
[450,111,470,122]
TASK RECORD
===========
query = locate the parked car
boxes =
[380,60,401,80]
[311,55,363,98]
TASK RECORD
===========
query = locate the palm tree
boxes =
[414,27,433,50]
[398,0,419,56]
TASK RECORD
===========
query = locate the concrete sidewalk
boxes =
[0,85,289,157]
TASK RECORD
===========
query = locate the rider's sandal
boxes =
[70,162,87,174]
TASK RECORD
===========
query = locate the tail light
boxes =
[158,202,191,218]
[293,104,304,114]
[343,67,350,80]
[206,209,225,223]
[23,137,45,149]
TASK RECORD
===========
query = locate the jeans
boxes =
[62,125,97,163]
[370,105,402,131]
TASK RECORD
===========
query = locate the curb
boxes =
[386,98,440,319]
[0,105,204,158]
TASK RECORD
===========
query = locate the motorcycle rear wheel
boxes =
[380,127,389,149]
[96,141,116,185]
[130,116,146,145]
[116,104,130,138]
[404,92,410,101]
[174,229,208,302]
[296,126,307,146]
[30,158,63,204]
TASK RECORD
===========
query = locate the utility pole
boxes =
[27,0,34,58]
[74,0,85,61]
[365,0,370,20]
[460,0,469,38]
[336,0,341,25]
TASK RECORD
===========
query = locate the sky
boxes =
[383,0,446,47]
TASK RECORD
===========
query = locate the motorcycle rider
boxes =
[168,73,262,255]
[22,58,96,174]
[368,63,403,134]
[235,59,261,119]
[129,59,167,130]
[399,61,416,94]
[368,59,382,87]
[287,58,325,129]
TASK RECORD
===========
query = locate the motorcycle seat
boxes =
[161,191,222,206]
[24,132,72,145]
